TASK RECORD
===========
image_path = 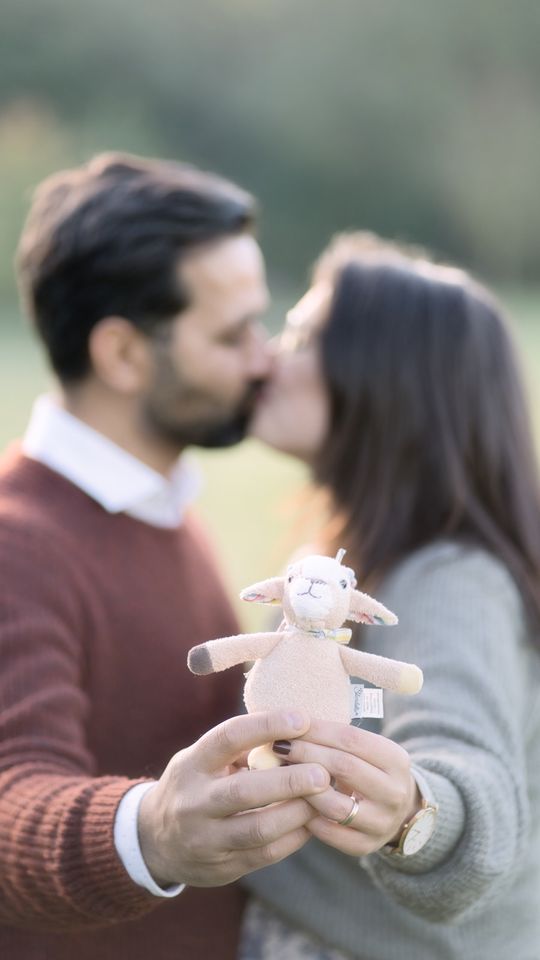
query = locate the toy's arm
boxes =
[188,632,281,676]
[339,646,423,695]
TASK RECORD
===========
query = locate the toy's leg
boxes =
[248,744,281,770]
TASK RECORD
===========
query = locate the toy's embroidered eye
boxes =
[340,579,347,589]
[288,576,293,583]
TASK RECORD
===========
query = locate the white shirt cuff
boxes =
[114,781,186,898]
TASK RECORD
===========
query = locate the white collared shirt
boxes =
[23,394,201,528]
[23,394,195,897]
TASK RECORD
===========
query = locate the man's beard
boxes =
[156,407,250,449]
[142,380,264,450]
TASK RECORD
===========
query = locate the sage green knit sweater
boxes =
[242,541,540,959]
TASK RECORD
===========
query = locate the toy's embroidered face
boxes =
[240,549,398,632]
[284,555,356,630]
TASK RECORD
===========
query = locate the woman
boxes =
[240,233,540,959]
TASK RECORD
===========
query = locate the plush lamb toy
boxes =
[188,550,423,769]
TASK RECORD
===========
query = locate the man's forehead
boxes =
[180,234,266,295]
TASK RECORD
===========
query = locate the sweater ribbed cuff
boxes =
[70,776,161,920]
[367,766,465,875]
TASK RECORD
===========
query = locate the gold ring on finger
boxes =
[338,794,361,827]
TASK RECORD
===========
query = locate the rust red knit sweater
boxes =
[0,447,246,959]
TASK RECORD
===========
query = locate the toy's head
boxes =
[241,549,397,632]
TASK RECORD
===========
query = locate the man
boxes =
[0,153,330,959]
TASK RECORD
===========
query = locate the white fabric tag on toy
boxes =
[350,684,384,719]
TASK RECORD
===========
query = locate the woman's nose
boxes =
[246,323,272,378]
[267,333,283,358]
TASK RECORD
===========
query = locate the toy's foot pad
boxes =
[248,745,281,770]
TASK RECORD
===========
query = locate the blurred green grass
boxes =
[1,291,539,629]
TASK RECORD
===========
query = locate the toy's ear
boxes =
[347,589,398,626]
[240,576,285,606]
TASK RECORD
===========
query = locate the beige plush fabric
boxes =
[244,629,353,723]
[189,553,422,740]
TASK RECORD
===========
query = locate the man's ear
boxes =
[347,590,398,626]
[88,316,152,393]
[240,577,285,606]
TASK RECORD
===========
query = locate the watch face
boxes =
[402,808,437,856]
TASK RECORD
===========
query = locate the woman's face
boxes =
[249,283,331,461]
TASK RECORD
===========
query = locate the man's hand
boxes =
[138,710,329,887]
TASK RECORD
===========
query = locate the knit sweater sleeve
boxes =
[360,542,532,922]
[0,519,159,931]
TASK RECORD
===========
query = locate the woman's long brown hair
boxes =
[313,235,540,636]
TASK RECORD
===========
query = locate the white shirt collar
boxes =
[22,394,201,528]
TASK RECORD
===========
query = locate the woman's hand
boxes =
[272,718,422,856]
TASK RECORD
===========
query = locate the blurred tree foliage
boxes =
[1,0,540,317]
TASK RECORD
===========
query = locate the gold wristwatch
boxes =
[384,798,438,857]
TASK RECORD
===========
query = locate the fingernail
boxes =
[287,711,306,730]
[273,740,291,756]
[311,767,327,787]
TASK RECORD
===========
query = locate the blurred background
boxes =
[1,0,539,624]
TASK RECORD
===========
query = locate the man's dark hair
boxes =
[16,152,256,381]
